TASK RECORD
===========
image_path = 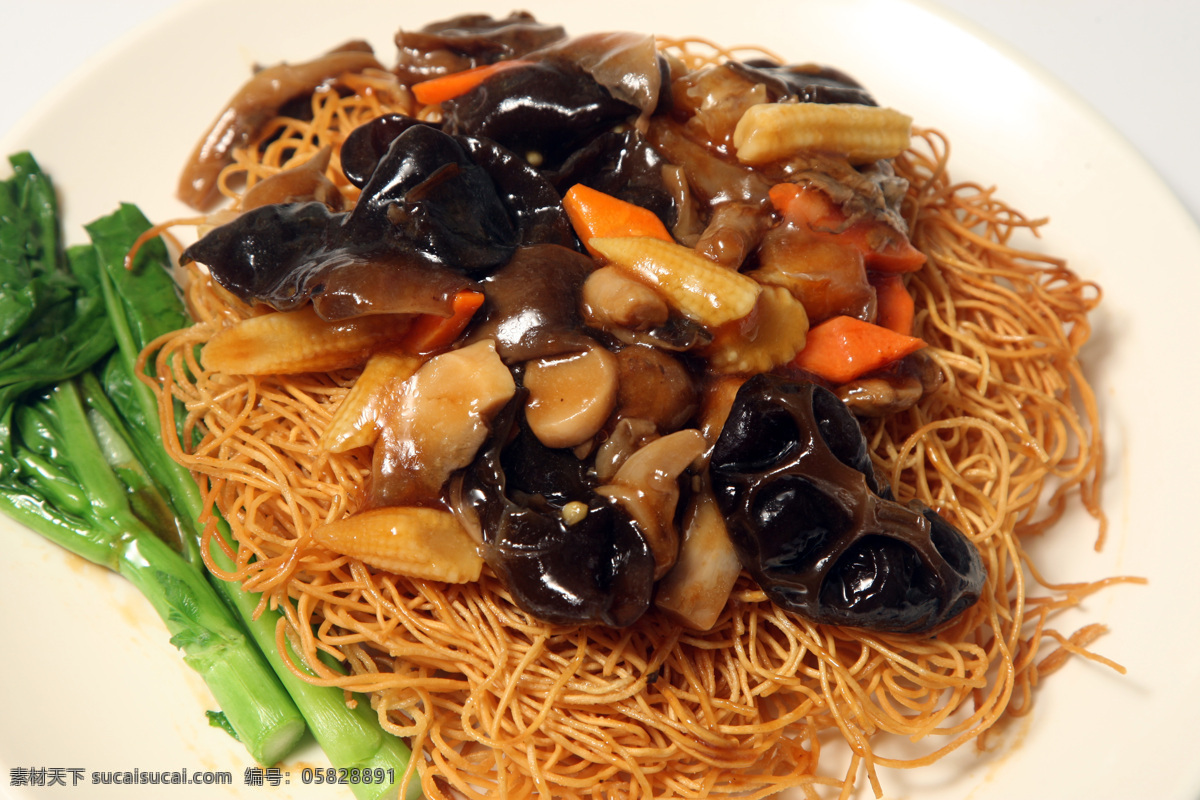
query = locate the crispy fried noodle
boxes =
[141,33,1139,800]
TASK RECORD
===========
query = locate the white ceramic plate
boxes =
[2,1,1198,798]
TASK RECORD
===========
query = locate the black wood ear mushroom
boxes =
[709,373,985,633]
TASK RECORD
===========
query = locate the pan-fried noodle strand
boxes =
[140,46,1143,800]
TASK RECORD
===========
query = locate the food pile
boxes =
[143,11,1112,798]
[178,11,983,635]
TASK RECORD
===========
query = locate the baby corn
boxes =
[588,236,761,328]
[201,306,410,375]
[320,350,422,453]
[313,506,484,583]
[733,102,912,165]
[703,285,809,374]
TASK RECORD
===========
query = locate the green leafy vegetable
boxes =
[0,152,64,341]
[0,155,115,413]
[91,186,416,800]
[0,155,306,764]
[0,152,415,799]
[1,378,306,764]
[207,710,239,738]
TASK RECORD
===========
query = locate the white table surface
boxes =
[2,0,1199,226]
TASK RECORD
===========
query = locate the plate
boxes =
[2,1,1198,798]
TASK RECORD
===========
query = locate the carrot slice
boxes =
[401,291,485,354]
[769,183,926,273]
[563,184,673,259]
[769,183,836,226]
[792,314,924,384]
[411,60,531,105]
[872,274,915,335]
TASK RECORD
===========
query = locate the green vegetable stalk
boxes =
[0,153,416,798]
[84,368,416,798]
[0,153,306,765]
[91,203,416,800]
[2,381,307,765]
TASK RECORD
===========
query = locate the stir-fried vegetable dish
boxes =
[1,10,1132,800]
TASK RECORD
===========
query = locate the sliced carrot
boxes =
[563,184,673,259]
[873,274,915,335]
[400,290,485,354]
[792,314,925,384]
[411,60,532,105]
[769,183,837,227]
[769,183,927,273]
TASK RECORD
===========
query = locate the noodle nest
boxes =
[145,42,1126,800]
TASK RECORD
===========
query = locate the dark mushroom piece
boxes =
[694,200,773,269]
[464,394,656,628]
[750,225,876,324]
[178,199,473,321]
[440,58,640,170]
[528,31,671,125]
[460,136,577,249]
[548,129,678,232]
[466,244,596,364]
[670,62,769,154]
[729,60,878,106]
[182,123,573,320]
[240,146,343,211]
[612,345,699,433]
[644,119,772,209]
[393,11,567,85]
[177,45,382,211]
[345,123,518,276]
[708,374,985,633]
[340,114,576,249]
[339,114,434,189]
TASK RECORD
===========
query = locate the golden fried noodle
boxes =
[142,35,1135,800]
